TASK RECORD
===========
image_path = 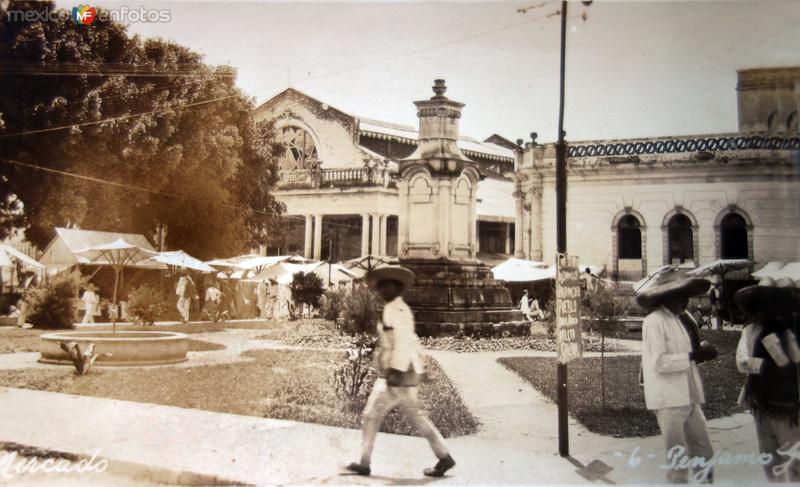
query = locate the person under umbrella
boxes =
[735,277,800,482]
[637,270,719,484]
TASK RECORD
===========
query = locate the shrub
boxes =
[333,334,376,402]
[126,285,168,325]
[290,272,325,316]
[24,270,85,329]
[341,284,380,335]
[320,287,346,322]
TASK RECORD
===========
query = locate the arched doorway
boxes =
[720,213,749,259]
[667,214,694,264]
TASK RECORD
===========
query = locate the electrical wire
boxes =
[0,158,369,232]
[0,92,238,138]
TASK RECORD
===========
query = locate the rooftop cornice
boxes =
[564,133,799,158]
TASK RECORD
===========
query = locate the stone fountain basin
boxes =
[40,331,189,366]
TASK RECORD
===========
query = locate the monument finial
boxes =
[432,79,447,99]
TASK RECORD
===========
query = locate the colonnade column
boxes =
[504,222,511,255]
[370,214,381,256]
[514,191,525,258]
[361,214,370,257]
[313,214,323,261]
[379,215,388,256]
[303,215,313,259]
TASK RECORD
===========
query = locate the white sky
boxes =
[55,0,800,142]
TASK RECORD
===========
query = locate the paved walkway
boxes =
[428,349,766,485]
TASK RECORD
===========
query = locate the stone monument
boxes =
[397,80,526,336]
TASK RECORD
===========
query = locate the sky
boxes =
[55,0,800,143]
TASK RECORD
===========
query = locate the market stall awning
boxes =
[491,257,555,282]
[0,244,44,269]
[144,250,215,273]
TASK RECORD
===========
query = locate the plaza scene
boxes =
[1,0,800,485]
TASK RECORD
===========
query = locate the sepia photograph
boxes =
[0,0,799,485]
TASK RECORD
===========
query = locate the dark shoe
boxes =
[423,455,455,477]
[345,462,371,476]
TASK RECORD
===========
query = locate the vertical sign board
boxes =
[556,254,583,363]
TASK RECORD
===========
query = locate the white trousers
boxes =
[359,378,449,466]
[656,403,714,484]
[81,305,95,324]
[176,297,191,322]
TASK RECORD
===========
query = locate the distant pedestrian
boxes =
[204,282,223,322]
[637,271,718,484]
[257,279,269,320]
[81,285,99,324]
[346,265,455,478]
[519,290,533,321]
[735,277,800,482]
[176,272,198,323]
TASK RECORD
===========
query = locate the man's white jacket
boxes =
[641,306,705,410]
[376,297,424,375]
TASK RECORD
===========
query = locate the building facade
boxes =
[254,88,517,262]
[514,67,800,280]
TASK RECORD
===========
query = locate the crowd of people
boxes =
[638,271,800,483]
[173,271,297,324]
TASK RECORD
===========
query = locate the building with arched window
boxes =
[514,67,800,280]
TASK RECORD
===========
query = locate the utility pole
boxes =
[555,0,592,458]
[555,0,570,459]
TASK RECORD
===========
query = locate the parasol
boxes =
[76,238,155,332]
[145,250,215,273]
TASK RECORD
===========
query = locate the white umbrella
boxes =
[145,250,215,273]
[491,257,555,282]
[76,238,155,331]
[236,255,308,272]
[344,255,398,278]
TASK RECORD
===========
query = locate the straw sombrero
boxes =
[365,265,416,290]
[735,277,797,318]
[636,271,710,309]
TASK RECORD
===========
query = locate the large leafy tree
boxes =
[0,1,284,259]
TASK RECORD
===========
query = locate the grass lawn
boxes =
[0,349,478,438]
[499,329,744,437]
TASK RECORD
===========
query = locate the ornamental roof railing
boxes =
[566,134,800,158]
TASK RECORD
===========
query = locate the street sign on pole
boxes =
[556,254,583,364]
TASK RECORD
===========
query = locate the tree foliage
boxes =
[289,271,325,312]
[0,1,284,258]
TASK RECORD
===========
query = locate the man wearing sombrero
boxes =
[735,277,800,482]
[345,265,455,478]
[638,271,719,483]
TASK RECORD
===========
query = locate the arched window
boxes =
[767,110,779,130]
[278,126,318,170]
[720,213,749,259]
[788,111,798,133]
[618,215,642,259]
[667,214,694,264]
